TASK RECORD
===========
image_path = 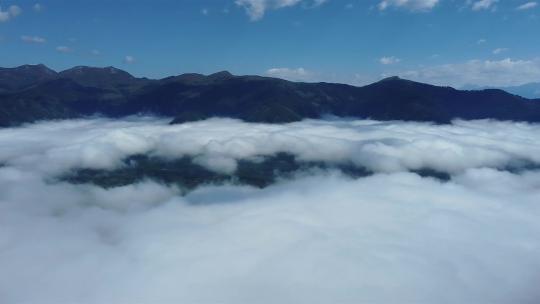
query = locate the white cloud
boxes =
[477,38,487,44]
[397,58,540,87]
[380,56,401,65]
[492,47,508,55]
[0,5,22,22]
[91,49,101,56]
[123,55,135,64]
[1,117,540,303]
[0,11,9,23]
[201,8,209,15]
[235,0,327,21]
[8,5,21,16]
[56,46,72,53]
[20,35,46,44]
[33,3,43,12]
[378,0,440,11]
[3,117,540,177]
[517,1,538,10]
[265,67,313,81]
[471,0,498,11]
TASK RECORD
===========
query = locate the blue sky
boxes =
[1,0,540,87]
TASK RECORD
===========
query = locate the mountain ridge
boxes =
[1,64,539,127]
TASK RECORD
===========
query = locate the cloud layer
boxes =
[2,117,540,176]
[1,117,540,303]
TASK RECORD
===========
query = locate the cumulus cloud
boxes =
[1,117,540,303]
[380,56,401,65]
[471,0,498,11]
[0,5,22,22]
[21,35,46,43]
[517,1,538,10]
[397,58,540,87]
[56,45,72,53]
[378,0,439,11]
[235,0,327,21]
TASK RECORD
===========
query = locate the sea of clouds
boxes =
[1,117,540,303]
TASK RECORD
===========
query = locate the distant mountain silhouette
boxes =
[462,82,540,99]
[1,64,539,127]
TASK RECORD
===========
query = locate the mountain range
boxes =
[1,64,540,127]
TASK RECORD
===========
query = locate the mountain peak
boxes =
[371,76,436,88]
[379,76,402,82]
[381,76,402,81]
[15,64,57,75]
[60,66,135,80]
[61,66,131,75]
[208,71,234,79]
[57,66,142,90]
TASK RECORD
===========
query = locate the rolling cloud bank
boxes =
[1,117,540,303]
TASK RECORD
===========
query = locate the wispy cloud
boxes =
[235,0,328,21]
[492,48,508,55]
[380,56,401,65]
[56,46,72,53]
[378,0,440,11]
[21,35,46,44]
[265,67,313,81]
[124,55,135,64]
[33,3,43,12]
[516,1,538,10]
[471,0,498,11]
